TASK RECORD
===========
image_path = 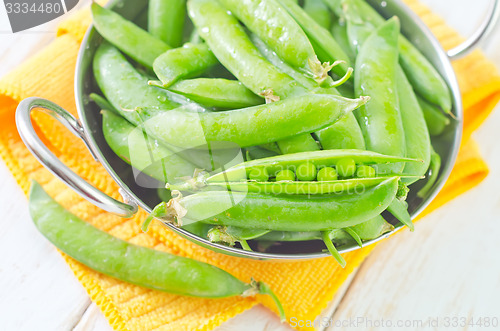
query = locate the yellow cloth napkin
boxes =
[0,0,497,330]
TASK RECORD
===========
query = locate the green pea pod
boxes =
[278,0,352,79]
[208,149,418,181]
[417,95,451,136]
[139,93,368,149]
[160,177,398,231]
[164,78,263,109]
[153,43,219,88]
[303,0,332,30]
[397,67,431,183]
[170,176,401,195]
[218,0,327,79]
[91,3,170,68]
[29,181,285,321]
[93,42,180,124]
[188,0,303,98]
[102,110,197,184]
[148,0,186,48]
[329,0,452,113]
[354,17,406,175]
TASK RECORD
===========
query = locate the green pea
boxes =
[356,165,376,178]
[336,157,356,177]
[296,162,317,181]
[248,168,269,182]
[317,167,338,181]
[276,170,296,182]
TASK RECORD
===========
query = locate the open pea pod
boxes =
[169,176,403,195]
[207,149,420,182]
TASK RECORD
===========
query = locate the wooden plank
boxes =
[0,162,93,330]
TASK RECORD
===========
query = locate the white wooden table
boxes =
[1,1,499,330]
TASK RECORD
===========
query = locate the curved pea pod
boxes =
[153,43,219,88]
[93,42,180,125]
[303,0,332,30]
[164,78,263,109]
[91,3,170,69]
[354,17,406,175]
[217,0,328,80]
[170,176,401,195]
[208,149,418,182]
[397,67,431,183]
[148,0,186,48]
[417,95,451,136]
[277,0,352,79]
[139,93,368,150]
[159,177,399,231]
[337,0,452,113]
[102,110,197,185]
[29,181,285,320]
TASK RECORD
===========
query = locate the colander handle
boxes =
[447,0,500,60]
[16,97,138,218]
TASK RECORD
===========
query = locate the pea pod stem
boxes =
[344,227,363,247]
[322,231,347,268]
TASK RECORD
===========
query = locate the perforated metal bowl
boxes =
[16,0,499,259]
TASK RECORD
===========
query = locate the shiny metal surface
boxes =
[447,0,500,60]
[15,97,138,217]
[17,0,497,259]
